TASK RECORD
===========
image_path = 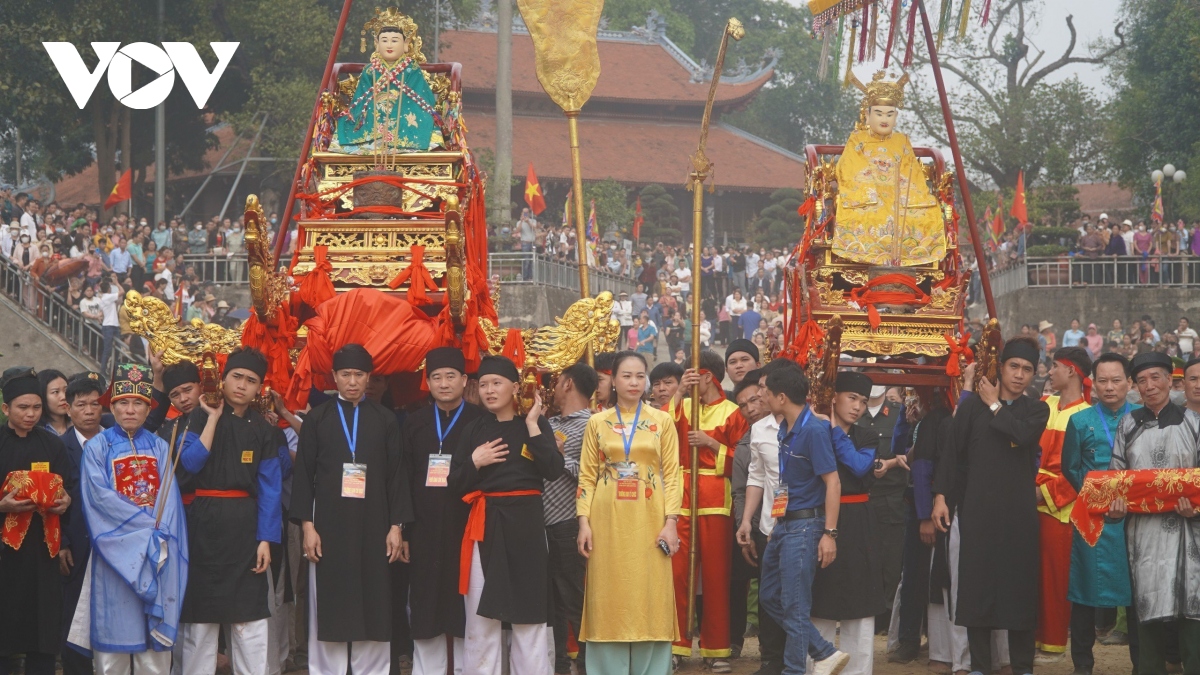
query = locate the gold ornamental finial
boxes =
[360,6,423,59]
[849,70,911,109]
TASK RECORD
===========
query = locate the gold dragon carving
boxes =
[123,291,243,365]
[480,291,621,373]
[245,195,290,324]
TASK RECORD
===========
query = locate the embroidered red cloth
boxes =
[1071,468,1200,546]
[1,470,64,557]
[112,454,161,508]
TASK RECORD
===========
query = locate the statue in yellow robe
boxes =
[832,71,947,267]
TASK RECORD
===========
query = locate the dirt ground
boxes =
[673,635,1137,675]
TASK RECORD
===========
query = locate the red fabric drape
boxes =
[285,288,440,409]
[1071,469,1200,546]
[240,302,298,395]
[848,274,931,329]
[943,333,974,377]
[1,471,63,557]
[296,245,336,311]
[387,245,439,305]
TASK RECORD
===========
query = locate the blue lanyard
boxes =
[435,401,466,453]
[614,402,643,462]
[778,408,813,477]
[337,402,360,463]
[1098,403,1129,449]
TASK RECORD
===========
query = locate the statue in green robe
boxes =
[330,8,443,154]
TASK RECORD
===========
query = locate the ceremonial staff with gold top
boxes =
[516,0,604,304]
[684,16,744,639]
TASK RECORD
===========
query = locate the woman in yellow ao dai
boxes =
[576,351,682,674]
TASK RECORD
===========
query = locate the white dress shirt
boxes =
[746,414,781,535]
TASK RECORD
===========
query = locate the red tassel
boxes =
[883,0,901,67]
[386,245,440,305]
[297,244,336,310]
[981,0,992,26]
[501,328,526,368]
[858,2,869,62]
[903,1,918,67]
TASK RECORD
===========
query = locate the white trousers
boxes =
[307,561,391,675]
[182,621,269,675]
[463,543,553,675]
[267,561,291,675]
[812,617,874,675]
[94,650,172,675]
[413,635,465,675]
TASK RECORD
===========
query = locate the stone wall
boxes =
[992,286,1200,337]
[495,284,586,328]
[0,296,98,373]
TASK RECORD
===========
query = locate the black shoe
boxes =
[888,641,920,664]
[751,663,784,675]
[1071,668,1093,675]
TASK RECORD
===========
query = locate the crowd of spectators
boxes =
[0,185,258,371]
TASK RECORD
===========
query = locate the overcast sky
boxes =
[781,0,1122,94]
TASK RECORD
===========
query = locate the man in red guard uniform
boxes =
[667,350,749,672]
[1034,347,1092,663]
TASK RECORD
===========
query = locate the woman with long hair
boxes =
[37,369,71,435]
[576,351,681,674]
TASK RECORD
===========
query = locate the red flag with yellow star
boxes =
[1009,170,1028,226]
[524,163,546,216]
[103,169,132,210]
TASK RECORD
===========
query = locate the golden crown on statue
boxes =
[360,6,423,57]
[849,70,911,109]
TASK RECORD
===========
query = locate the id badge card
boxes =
[615,461,639,501]
[425,454,451,488]
[342,463,367,498]
[771,486,788,519]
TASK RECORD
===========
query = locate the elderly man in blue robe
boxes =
[69,364,188,675]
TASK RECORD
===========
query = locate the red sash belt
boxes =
[841,493,870,504]
[458,489,542,595]
[182,492,196,505]
[194,489,250,498]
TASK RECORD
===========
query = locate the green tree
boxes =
[601,0,695,52]
[749,188,804,249]
[584,178,634,238]
[637,184,681,244]
[906,0,1123,192]
[1108,0,1200,221]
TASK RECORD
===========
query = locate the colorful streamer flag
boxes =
[1152,176,1164,223]
[1010,170,1028,226]
[585,200,598,266]
[103,169,132,210]
[524,163,546,215]
[562,190,572,229]
[633,196,644,241]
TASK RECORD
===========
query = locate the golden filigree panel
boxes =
[312,151,463,211]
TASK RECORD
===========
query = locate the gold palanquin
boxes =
[802,143,965,359]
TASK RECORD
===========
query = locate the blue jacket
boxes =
[1061,402,1137,607]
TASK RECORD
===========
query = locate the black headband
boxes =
[426,346,466,375]
[834,371,874,398]
[476,355,519,383]
[333,343,374,373]
[726,339,760,365]
[163,361,200,395]
[3,374,42,404]
[1000,340,1040,368]
[224,350,268,380]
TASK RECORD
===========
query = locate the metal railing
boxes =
[987,262,1029,297]
[179,252,250,285]
[488,252,639,296]
[0,256,142,369]
[1024,255,1200,288]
